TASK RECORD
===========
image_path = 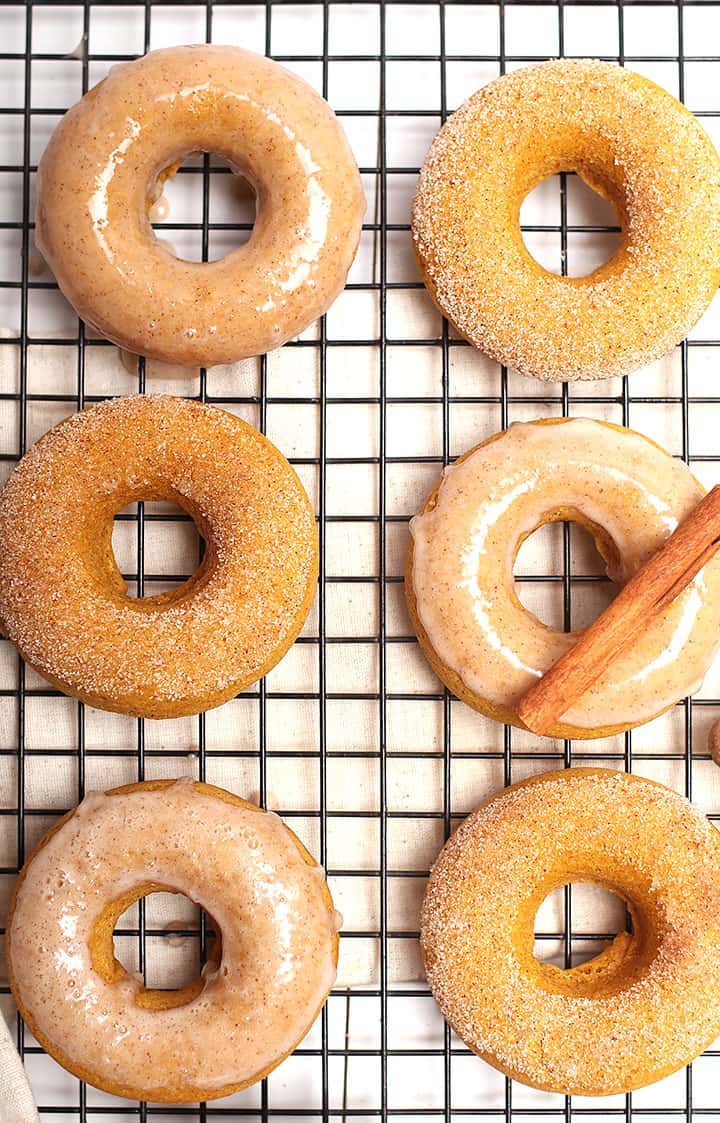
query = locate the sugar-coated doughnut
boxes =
[406,418,720,739]
[412,59,720,382]
[421,768,720,1095]
[0,395,318,718]
[7,779,340,1103]
[35,45,365,366]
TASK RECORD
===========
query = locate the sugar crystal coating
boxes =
[421,769,720,1095]
[0,395,318,717]
[412,59,720,382]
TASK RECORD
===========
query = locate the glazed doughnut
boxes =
[421,767,720,1095]
[406,418,720,739]
[35,45,365,366]
[0,395,318,718]
[412,59,720,382]
[7,779,340,1103]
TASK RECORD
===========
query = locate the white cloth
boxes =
[0,1015,39,1123]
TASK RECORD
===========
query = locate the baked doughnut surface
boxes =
[406,418,720,738]
[421,768,720,1096]
[35,44,365,366]
[7,779,339,1103]
[0,395,318,718]
[412,59,720,381]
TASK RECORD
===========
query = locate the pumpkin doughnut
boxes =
[0,395,318,718]
[406,418,720,739]
[421,767,720,1095]
[412,59,720,382]
[35,44,365,366]
[7,778,340,1103]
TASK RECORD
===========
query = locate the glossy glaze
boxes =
[35,45,365,366]
[8,780,339,1101]
[409,419,720,732]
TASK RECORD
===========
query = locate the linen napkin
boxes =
[0,1014,39,1123]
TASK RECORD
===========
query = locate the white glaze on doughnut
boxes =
[8,781,338,1098]
[149,195,170,223]
[409,419,720,731]
[35,45,365,366]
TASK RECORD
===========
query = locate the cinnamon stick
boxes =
[517,485,720,737]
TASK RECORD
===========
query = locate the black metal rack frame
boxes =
[1,1,720,1120]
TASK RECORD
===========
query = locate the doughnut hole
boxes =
[526,878,660,999]
[149,155,257,263]
[110,498,205,604]
[94,885,222,1010]
[520,172,622,278]
[513,513,619,631]
[534,881,628,967]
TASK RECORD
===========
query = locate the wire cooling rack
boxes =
[4,0,720,1120]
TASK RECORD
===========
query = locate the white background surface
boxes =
[3,1,720,1120]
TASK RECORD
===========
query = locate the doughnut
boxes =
[412,59,720,382]
[421,767,720,1095]
[0,394,318,718]
[35,44,365,367]
[406,417,720,739]
[7,778,340,1103]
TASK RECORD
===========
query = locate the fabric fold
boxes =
[0,1014,40,1123]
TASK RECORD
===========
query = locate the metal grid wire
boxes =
[2,0,720,1120]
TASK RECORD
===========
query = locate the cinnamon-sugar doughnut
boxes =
[35,45,365,367]
[7,779,340,1103]
[421,768,720,1095]
[0,395,318,718]
[412,59,720,382]
[406,418,720,739]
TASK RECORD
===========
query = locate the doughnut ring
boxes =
[7,779,340,1102]
[412,59,720,381]
[421,768,720,1095]
[0,395,318,718]
[406,418,720,738]
[35,45,365,366]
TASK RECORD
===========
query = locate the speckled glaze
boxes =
[7,779,340,1103]
[407,418,720,737]
[0,395,318,718]
[412,59,720,382]
[421,769,720,1095]
[35,45,365,366]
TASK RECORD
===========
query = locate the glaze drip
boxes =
[8,781,337,1099]
[409,419,720,732]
